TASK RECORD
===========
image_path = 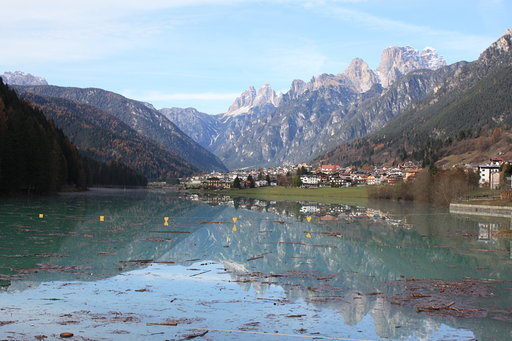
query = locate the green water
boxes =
[0,189,511,340]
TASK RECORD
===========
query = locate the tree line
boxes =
[369,166,479,206]
[0,79,146,195]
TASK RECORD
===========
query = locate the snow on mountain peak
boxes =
[1,71,48,86]
[421,47,446,70]
[377,45,446,87]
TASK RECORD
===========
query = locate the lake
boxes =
[0,189,511,340]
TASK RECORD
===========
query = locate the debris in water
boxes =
[190,270,211,277]
[146,322,178,326]
[183,330,208,340]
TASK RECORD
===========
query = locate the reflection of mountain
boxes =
[2,192,510,341]
[162,199,512,341]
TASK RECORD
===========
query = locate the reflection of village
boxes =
[478,222,512,260]
[193,193,512,260]
[189,193,413,230]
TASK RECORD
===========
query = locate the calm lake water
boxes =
[0,189,511,340]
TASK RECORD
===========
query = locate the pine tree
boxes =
[232,176,241,189]
[247,175,255,188]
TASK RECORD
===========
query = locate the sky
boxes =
[1,0,510,114]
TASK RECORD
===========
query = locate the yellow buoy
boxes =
[306,216,312,222]
[99,216,104,222]
[305,233,312,238]
[232,217,238,223]
[164,217,169,226]
[38,213,44,219]
[232,225,237,231]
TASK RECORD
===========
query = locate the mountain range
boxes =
[3,29,512,173]
[164,44,450,169]
[316,30,512,167]
[165,30,512,170]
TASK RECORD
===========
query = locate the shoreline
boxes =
[449,203,512,218]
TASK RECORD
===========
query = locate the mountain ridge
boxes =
[166,31,511,170]
[22,93,197,179]
[12,85,228,172]
[314,30,512,167]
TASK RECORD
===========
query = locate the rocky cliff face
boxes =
[160,107,221,150]
[223,84,281,118]
[1,71,48,86]
[342,58,380,93]
[376,46,446,88]
[477,29,512,70]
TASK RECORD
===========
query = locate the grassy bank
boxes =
[459,199,512,207]
[202,186,369,206]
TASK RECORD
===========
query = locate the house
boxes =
[316,173,330,186]
[387,174,403,184]
[356,174,369,185]
[405,169,422,182]
[367,175,383,186]
[478,158,503,189]
[206,177,222,189]
[301,174,320,186]
[321,164,342,174]
[255,180,268,187]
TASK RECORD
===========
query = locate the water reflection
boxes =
[0,190,511,340]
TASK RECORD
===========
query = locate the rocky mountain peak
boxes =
[225,86,256,116]
[254,83,279,107]
[309,73,342,89]
[1,71,48,86]
[478,29,512,68]
[342,57,379,92]
[420,47,446,70]
[288,79,307,99]
[225,84,279,117]
[376,46,446,88]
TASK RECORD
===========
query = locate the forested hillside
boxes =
[0,80,148,194]
[316,65,512,167]
[15,85,227,172]
[23,93,196,180]
[0,79,88,194]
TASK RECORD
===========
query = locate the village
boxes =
[181,157,511,190]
